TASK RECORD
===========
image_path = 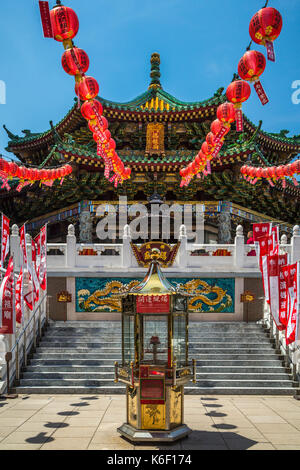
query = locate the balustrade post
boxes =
[10,224,21,270]
[234,225,244,268]
[122,224,132,268]
[179,225,188,269]
[291,225,300,263]
[66,224,76,268]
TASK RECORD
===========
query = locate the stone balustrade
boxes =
[8,223,299,275]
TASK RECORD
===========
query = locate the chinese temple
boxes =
[2,52,300,243]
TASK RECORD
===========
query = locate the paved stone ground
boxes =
[1,394,300,450]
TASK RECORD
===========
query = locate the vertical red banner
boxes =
[15,268,23,325]
[0,258,14,334]
[1,214,10,268]
[39,1,53,38]
[286,263,299,346]
[253,80,269,106]
[279,260,289,329]
[19,225,28,268]
[265,40,275,62]
[235,108,243,132]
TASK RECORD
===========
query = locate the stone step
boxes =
[36,346,276,354]
[15,321,296,396]
[184,387,300,396]
[25,364,287,374]
[15,385,299,396]
[15,386,126,394]
[22,371,291,381]
[18,377,296,388]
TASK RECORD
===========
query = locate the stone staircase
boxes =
[14,321,300,395]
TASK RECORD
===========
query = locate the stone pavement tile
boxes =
[0,443,42,450]
[40,437,91,450]
[210,417,253,428]
[0,427,18,441]
[246,415,287,424]
[275,411,300,421]
[27,413,66,422]
[0,410,37,419]
[181,443,228,450]
[88,444,135,450]
[64,417,102,427]
[262,433,300,446]
[274,445,300,450]
[52,426,96,438]
[254,423,298,434]
[218,428,267,441]
[97,422,123,433]
[287,420,300,431]
[16,421,66,433]
[68,410,106,418]
[182,432,225,447]
[247,443,277,450]
[89,434,133,448]
[0,418,29,427]
[1,430,52,445]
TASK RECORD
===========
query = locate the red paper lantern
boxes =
[249,7,282,61]
[275,165,285,178]
[77,76,99,101]
[216,102,236,124]
[50,5,79,42]
[180,168,188,178]
[88,116,108,134]
[238,50,266,82]
[210,119,223,136]
[109,138,116,151]
[61,47,89,76]
[206,132,216,148]
[226,80,251,105]
[238,50,268,105]
[201,141,211,155]
[8,162,18,177]
[17,166,27,179]
[81,99,103,120]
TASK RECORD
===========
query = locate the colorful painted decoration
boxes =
[249,7,282,62]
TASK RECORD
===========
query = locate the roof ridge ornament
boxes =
[148,52,162,90]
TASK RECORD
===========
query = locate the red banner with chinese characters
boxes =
[253,79,269,106]
[136,295,170,313]
[235,108,243,132]
[0,258,14,334]
[1,214,10,268]
[20,225,28,268]
[279,263,290,329]
[39,225,47,290]
[15,267,23,325]
[286,262,299,346]
[268,253,288,330]
[39,1,53,38]
[253,222,272,242]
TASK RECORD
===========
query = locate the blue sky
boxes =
[0,0,299,159]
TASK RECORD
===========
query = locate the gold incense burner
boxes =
[114,250,196,442]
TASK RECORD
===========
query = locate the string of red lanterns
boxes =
[49,1,131,187]
[241,161,300,189]
[0,158,73,192]
[179,3,283,188]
